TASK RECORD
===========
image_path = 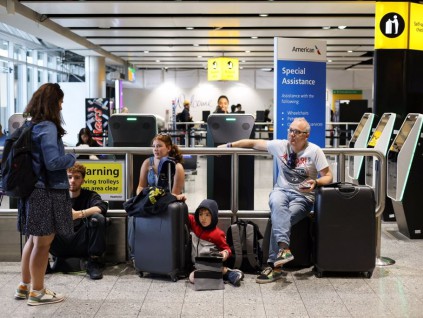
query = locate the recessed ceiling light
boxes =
[347,50,353,53]
[144,51,149,53]
[338,25,347,29]
[240,66,244,69]
[156,60,160,63]
[261,68,272,72]
[197,56,202,58]
[322,26,331,30]
[251,36,258,39]
[186,27,194,30]
[328,59,332,63]
[245,50,251,53]
[241,60,246,63]
[259,14,268,17]
[193,44,199,47]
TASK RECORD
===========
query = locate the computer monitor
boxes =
[256,111,265,122]
[207,114,255,144]
[202,111,211,123]
[109,114,158,147]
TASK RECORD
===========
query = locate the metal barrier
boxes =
[0,145,391,266]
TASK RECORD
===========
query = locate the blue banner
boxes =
[275,60,326,146]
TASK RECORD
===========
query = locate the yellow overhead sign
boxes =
[410,2,423,51]
[375,2,409,49]
[207,58,239,81]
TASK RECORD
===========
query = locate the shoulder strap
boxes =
[245,223,259,269]
[230,223,243,269]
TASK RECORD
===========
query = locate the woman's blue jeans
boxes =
[267,188,313,264]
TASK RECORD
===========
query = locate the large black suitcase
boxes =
[313,183,376,278]
[133,201,190,281]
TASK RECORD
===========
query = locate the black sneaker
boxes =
[86,258,103,280]
[256,267,283,284]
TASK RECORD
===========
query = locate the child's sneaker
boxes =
[14,283,30,300]
[27,288,65,306]
[226,268,244,287]
[256,267,283,284]
[274,248,294,267]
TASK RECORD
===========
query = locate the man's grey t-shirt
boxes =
[267,139,329,202]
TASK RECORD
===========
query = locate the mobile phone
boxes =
[299,182,312,189]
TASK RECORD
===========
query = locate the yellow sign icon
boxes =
[208,58,239,81]
[375,2,409,49]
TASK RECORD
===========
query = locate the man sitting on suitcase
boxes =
[49,163,108,280]
[219,117,332,283]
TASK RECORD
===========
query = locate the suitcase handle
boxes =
[338,184,356,193]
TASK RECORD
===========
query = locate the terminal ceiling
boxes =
[3,1,377,71]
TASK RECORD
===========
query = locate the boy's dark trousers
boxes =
[50,214,106,259]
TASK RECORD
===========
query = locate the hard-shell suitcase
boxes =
[313,183,376,278]
[133,201,190,281]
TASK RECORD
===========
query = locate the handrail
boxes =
[1,145,389,264]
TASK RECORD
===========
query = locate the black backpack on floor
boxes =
[226,220,264,273]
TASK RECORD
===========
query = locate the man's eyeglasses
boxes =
[287,128,308,136]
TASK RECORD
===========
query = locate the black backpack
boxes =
[1,122,37,198]
[157,156,176,190]
[226,220,264,273]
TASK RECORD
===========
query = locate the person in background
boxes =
[214,95,229,114]
[235,103,243,113]
[264,109,273,140]
[219,117,332,284]
[188,199,244,287]
[177,100,194,145]
[128,133,187,262]
[49,163,108,280]
[230,105,236,113]
[0,124,6,160]
[14,83,76,305]
[76,128,99,160]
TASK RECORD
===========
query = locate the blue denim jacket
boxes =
[30,121,76,189]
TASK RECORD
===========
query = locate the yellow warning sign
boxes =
[78,160,126,201]
[410,2,423,51]
[375,2,409,49]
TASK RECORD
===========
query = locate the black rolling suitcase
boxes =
[313,183,376,278]
[133,201,190,281]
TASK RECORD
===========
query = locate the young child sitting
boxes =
[188,199,244,286]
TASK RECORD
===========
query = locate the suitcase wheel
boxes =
[364,271,373,279]
[170,274,178,282]
[138,271,144,278]
[316,270,323,278]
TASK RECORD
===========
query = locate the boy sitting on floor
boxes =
[188,199,244,286]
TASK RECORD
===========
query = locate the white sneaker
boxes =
[27,288,65,306]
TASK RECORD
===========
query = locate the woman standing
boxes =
[14,83,76,306]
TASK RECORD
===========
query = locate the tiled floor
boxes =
[2,157,423,317]
[1,222,423,317]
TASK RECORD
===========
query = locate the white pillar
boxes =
[85,56,106,98]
